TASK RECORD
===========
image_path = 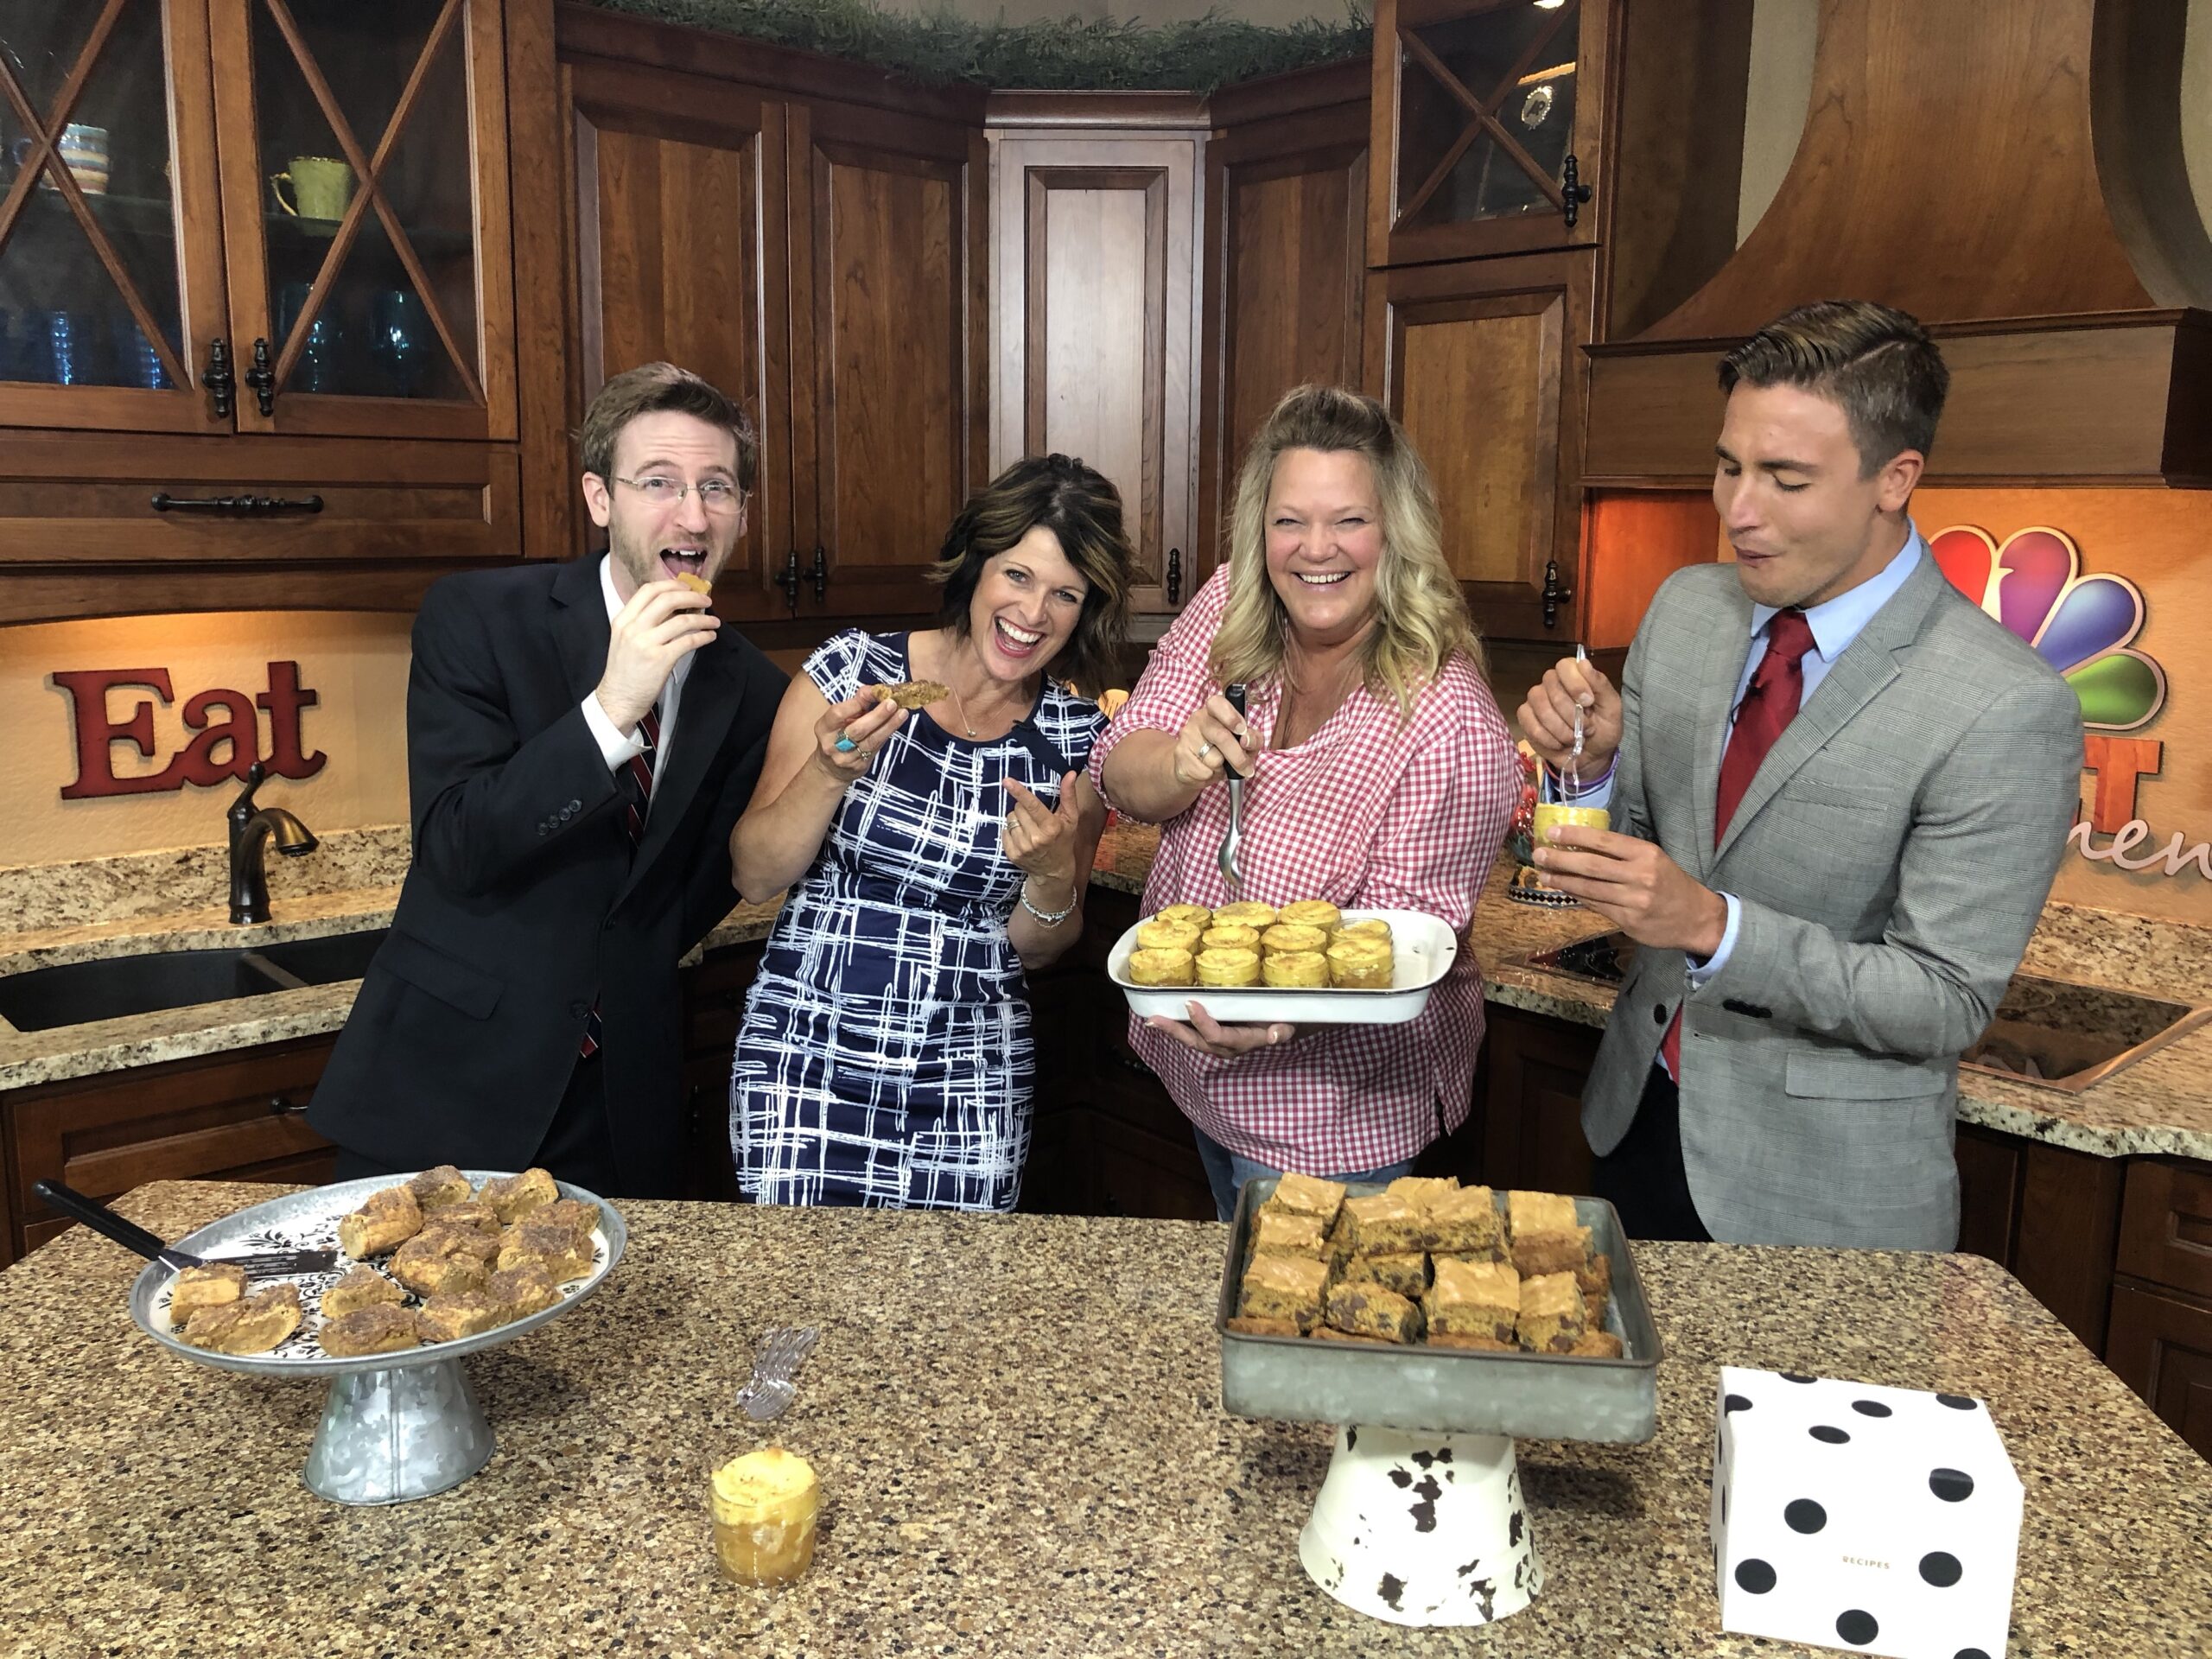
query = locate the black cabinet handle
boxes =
[205,338,234,420]
[1541,557,1573,630]
[809,544,828,603]
[777,550,801,614]
[1561,153,1593,229]
[243,337,276,416]
[151,493,324,516]
[1166,546,1182,607]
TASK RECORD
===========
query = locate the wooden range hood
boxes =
[1582,0,2212,487]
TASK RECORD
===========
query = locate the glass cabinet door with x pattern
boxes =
[207,0,513,440]
[1370,0,1610,267]
[0,0,230,432]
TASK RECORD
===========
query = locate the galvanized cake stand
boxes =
[128,1172,627,1505]
[1217,1180,1662,1628]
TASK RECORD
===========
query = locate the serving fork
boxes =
[1217,682,1249,896]
[736,1325,818,1422]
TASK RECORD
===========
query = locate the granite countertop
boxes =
[5,821,2212,1165]
[0,1181,2202,1656]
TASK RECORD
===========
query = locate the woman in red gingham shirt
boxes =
[1090,385,1517,1218]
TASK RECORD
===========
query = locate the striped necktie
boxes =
[582,703,662,1058]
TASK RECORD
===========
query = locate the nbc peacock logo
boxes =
[1929,525,2166,731]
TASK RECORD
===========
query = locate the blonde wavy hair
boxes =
[1209,384,1481,719]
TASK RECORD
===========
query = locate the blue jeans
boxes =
[1192,1123,1417,1223]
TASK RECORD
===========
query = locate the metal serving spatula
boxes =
[1217,683,1249,897]
[35,1180,340,1275]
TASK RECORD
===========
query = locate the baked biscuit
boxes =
[1278,900,1342,931]
[1342,1251,1427,1300]
[416,1291,507,1344]
[391,1227,498,1298]
[674,570,715,595]
[1259,923,1327,957]
[1127,946,1194,987]
[1251,1210,1327,1257]
[1325,937,1391,988]
[1513,1224,1594,1279]
[1198,925,1260,953]
[1427,1257,1519,1343]
[1195,947,1260,988]
[866,680,950,711]
[480,1167,560,1224]
[1516,1271,1587,1354]
[168,1262,248,1320]
[497,1219,594,1282]
[420,1199,501,1237]
[1211,902,1276,931]
[486,1262,563,1322]
[1341,1192,1431,1255]
[320,1304,421,1357]
[538,1198,602,1241]
[1239,1254,1329,1332]
[1154,904,1211,931]
[320,1265,405,1319]
[338,1185,423,1258]
[1260,1171,1346,1228]
[1135,918,1203,953]
[181,1284,302,1355]
[405,1165,473,1211]
[1325,1283,1423,1344]
[1427,1184,1503,1255]
[1261,950,1326,988]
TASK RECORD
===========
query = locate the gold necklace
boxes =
[945,677,981,739]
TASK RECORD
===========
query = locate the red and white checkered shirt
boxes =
[1089,568,1518,1172]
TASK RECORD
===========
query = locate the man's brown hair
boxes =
[1717,301,1949,476]
[576,362,757,491]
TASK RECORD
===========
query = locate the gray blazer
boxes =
[1583,550,2082,1249]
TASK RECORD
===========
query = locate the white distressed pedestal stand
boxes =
[1298,1424,1543,1627]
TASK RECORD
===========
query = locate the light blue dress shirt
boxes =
[1561,524,1929,982]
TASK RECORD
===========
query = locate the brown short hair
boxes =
[576,362,758,492]
[930,454,1135,696]
[1717,301,1949,475]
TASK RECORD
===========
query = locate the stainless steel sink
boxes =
[0,928,389,1033]
[1516,931,2212,1093]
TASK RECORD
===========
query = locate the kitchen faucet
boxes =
[227,761,317,924]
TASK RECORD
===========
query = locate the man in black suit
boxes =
[311,363,787,1198]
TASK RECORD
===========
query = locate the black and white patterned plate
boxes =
[128,1172,626,1378]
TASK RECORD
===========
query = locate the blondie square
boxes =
[1428,1185,1503,1255]
[1428,1330,1517,1351]
[1239,1254,1330,1332]
[168,1262,247,1320]
[1261,1172,1346,1229]
[1341,1192,1431,1255]
[1226,1314,1302,1338]
[1251,1210,1328,1258]
[1513,1224,1594,1278]
[1569,1329,1624,1359]
[320,1265,405,1319]
[1426,1257,1520,1342]
[1325,1209,1357,1273]
[416,1291,507,1344]
[320,1304,421,1358]
[1341,1251,1429,1300]
[1325,1283,1424,1344]
[480,1167,559,1224]
[1507,1189,1579,1241]
[405,1165,473,1211]
[1516,1271,1588,1353]
[337,1185,423,1258]
[1383,1175,1459,1205]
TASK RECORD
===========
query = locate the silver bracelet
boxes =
[1019,879,1077,927]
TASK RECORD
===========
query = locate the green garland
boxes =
[583,0,1372,93]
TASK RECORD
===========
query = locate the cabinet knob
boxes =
[1165,546,1182,608]
[243,337,276,417]
[205,338,235,421]
[1561,153,1594,230]
[1541,557,1573,631]
[809,545,828,603]
[778,550,801,615]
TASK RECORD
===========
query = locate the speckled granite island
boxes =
[2,1182,2205,1656]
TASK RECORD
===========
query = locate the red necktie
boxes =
[1661,609,1816,1078]
[581,705,661,1058]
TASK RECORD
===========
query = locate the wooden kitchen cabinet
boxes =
[0,0,526,620]
[1367,247,1593,640]
[543,6,987,638]
[5,1034,337,1265]
[2105,1285,2212,1461]
[677,939,763,1202]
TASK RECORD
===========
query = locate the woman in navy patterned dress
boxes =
[728,456,1135,1209]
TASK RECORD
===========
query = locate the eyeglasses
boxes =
[610,474,744,512]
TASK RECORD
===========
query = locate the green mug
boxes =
[270,155,353,220]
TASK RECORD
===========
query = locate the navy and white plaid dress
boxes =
[731,629,1106,1210]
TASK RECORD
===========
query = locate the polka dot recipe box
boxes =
[1709,1366,2022,1659]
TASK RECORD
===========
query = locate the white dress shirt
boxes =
[579,555,693,811]
[1564,525,1929,982]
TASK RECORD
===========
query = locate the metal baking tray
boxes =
[1108,907,1457,1026]
[1216,1178,1661,1442]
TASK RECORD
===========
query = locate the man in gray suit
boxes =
[1517,301,2082,1249]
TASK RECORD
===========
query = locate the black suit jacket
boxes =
[310,555,786,1194]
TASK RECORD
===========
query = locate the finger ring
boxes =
[1196,741,1213,761]
[835,735,857,753]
